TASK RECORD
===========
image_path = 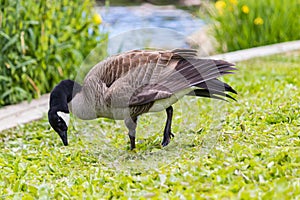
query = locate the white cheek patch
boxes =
[57,111,70,127]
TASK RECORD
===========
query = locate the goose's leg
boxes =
[162,106,175,147]
[125,116,138,150]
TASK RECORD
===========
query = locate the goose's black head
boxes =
[48,80,82,146]
[48,110,69,145]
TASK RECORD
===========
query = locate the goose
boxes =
[48,49,237,150]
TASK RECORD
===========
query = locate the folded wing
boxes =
[103,49,236,108]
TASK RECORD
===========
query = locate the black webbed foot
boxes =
[170,132,174,138]
[161,131,174,147]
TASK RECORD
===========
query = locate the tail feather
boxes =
[170,58,237,101]
[157,58,236,93]
[187,89,236,101]
[196,79,237,94]
[173,59,236,87]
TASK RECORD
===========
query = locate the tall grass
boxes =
[0,0,107,106]
[205,0,300,52]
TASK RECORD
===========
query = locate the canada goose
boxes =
[48,49,236,149]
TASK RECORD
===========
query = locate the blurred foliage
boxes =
[0,0,107,106]
[0,51,300,198]
[203,0,300,52]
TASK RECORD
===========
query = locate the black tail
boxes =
[187,88,236,101]
[173,59,237,101]
[188,78,237,101]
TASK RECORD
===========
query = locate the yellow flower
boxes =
[241,5,249,14]
[215,0,226,14]
[230,0,238,5]
[92,13,102,25]
[254,17,264,25]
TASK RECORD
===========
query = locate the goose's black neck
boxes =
[49,80,82,113]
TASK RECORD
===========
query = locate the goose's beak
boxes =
[58,131,68,146]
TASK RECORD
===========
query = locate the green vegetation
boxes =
[0,0,107,106]
[1,52,299,198]
[205,0,300,52]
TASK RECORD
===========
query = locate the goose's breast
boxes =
[100,107,131,120]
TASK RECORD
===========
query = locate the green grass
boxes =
[1,52,300,199]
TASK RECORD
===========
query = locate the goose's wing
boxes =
[129,59,236,106]
[104,49,236,108]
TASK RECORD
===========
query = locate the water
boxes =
[96,5,204,54]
